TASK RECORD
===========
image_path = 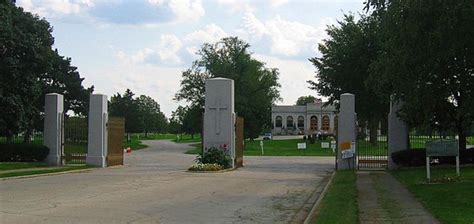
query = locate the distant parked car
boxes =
[263,133,273,140]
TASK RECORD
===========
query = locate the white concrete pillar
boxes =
[86,94,108,167]
[44,93,64,166]
[337,93,356,170]
[329,114,335,132]
[388,98,409,169]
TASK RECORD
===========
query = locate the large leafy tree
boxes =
[365,0,474,150]
[110,90,168,138]
[109,89,143,136]
[0,0,92,142]
[308,14,387,143]
[295,95,317,105]
[136,95,167,137]
[175,37,281,139]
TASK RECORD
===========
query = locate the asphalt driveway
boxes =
[0,140,334,224]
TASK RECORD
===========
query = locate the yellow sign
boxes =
[340,142,351,151]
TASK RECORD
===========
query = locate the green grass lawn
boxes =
[185,139,336,156]
[0,165,91,178]
[172,135,202,143]
[245,139,335,156]
[315,171,358,223]
[123,138,148,150]
[467,136,474,145]
[391,166,474,224]
[0,162,49,171]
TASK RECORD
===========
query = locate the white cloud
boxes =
[147,0,165,6]
[184,24,228,55]
[168,0,205,22]
[254,54,320,105]
[238,12,333,57]
[83,63,184,117]
[184,24,227,43]
[157,34,183,64]
[270,0,288,7]
[116,34,183,66]
[17,0,93,17]
[216,0,255,13]
[239,11,267,40]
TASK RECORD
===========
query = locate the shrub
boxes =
[196,147,232,168]
[303,135,307,140]
[391,147,474,167]
[0,144,49,162]
[391,148,426,167]
[188,163,224,171]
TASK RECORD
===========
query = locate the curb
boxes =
[0,167,96,181]
[303,171,336,224]
[186,167,239,173]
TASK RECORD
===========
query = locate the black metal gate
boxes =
[62,115,88,164]
[357,125,388,169]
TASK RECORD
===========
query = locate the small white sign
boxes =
[297,143,307,150]
[342,150,354,159]
[331,141,336,149]
[321,142,330,148]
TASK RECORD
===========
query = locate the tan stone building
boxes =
[271,102,338,135]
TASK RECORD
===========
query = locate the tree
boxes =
[136,95,167,137]
[181,105,203,139]
[169,106,185,135]
[308,14,387,144]
[0,1,92,142]
[109,89,142,137]
[175,37,281,139]
[365,0,474,150]
[295,95,317,105]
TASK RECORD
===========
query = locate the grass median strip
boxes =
[391,166,474,224]
[314,170,358,223]
[185,139,336,156]
[0,165,92,178]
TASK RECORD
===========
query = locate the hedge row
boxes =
[0,144,49,162]
[392,148,474,167]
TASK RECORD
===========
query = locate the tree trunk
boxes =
[369,121,378,146]
[23,127,33,143]
[145,131,148,138]
[6,130,13,144]
[458,126,467,151]
[127,133,130,142]
[191,133,194,139]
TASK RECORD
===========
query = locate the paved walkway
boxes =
[357,171,439,224]
[0,140,334,224]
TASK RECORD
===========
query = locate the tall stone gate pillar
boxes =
[337,93,356,170]
[388,97,409,169]
[203,78,236,168]
[44,93,64,166]
[86,94,108,167]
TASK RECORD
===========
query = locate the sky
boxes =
[17,0,365,117]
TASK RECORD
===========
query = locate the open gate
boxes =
[107,117,125,166]
[63,115,88,164]
[235,116,244,168]
[357,124,388,169]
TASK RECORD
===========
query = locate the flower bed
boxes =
[188,163,224,171]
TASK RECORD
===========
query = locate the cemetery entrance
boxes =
[63,115,88,164]
[357,123,388,169]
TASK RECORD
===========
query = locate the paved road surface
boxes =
[1,140,334,224]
